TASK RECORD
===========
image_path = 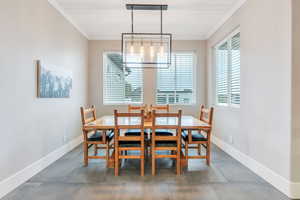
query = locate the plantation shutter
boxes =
[103,53,143,104]
[215,31,241,106]
[216,42,229,104]
[230,33,241,105]
[156,52,194,105]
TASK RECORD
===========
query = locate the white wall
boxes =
[291,0,300,183]
[1,0,299,198]
[207,0,292,183]
[88,40,206,117]
[0,0,88,182]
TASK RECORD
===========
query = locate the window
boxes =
[103,53,143,104]
[215,31,240,106]
[156,52,195,105]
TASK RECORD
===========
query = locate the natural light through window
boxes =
[103,52,143,104]
[156,52,196,105]
[103,52,196,105]
[215,31,240,107]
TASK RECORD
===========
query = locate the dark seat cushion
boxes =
[107,130,114,140]
[119,141,141,147]
[155,141,177,147]
[87,131,102,141]
[181,131,207,141]
[151,129,173,136]
[124,129,148,136]
[88,130,114,142]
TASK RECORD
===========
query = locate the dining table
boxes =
[84,115,211,130]
[83,115,211,168]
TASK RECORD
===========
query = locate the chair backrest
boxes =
[199,105,214,125]
[128,104,147,113]
[80,105,97,126]
[152,110,182,141]
[150,104,170,112]
[114,110,145,140]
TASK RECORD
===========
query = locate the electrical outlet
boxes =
[229,135,233,144]
[63,134,67,143]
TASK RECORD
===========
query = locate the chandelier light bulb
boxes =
[122,4,172,68]
[160,44,164,56]
[140,42,144,57]
[150,44,154,58]
[130,42,134,54]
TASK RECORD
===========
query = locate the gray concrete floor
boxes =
[2,145,290,200]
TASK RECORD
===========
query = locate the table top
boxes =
[83,115,211,130]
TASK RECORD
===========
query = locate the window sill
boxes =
[157,103,197,106]
[214,103,240,111]
[103,103,197,106]
[103,103,144,106]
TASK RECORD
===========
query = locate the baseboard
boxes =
[212,136,300,199]
[1,135,298,199]
[0,136,83,199]
[290,182,300,199]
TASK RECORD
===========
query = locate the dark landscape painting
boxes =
[37,60,72,98]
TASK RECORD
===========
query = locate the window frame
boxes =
[214,28,241,108]
[102,51,144,105]
[155,51,197,106]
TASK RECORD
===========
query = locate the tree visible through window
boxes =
[103,53,143,104]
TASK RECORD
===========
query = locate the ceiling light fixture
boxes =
[121,4,172,68]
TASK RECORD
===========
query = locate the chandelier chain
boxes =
[131,7,134,33]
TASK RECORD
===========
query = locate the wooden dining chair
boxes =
[80,105,114,166]
[149,104,173,136]
[125,104,148,137]
[182,105,214,165]
[150,104,169,112]
[128,104,147,113]
[151,110,182,175]
[114,110,145,176]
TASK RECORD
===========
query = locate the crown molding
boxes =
[47,0,89,39]
[89,34,206,41]
[48,0,246,41]
[204,0,247,39]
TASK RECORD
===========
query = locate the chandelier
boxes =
[121,4,172,68]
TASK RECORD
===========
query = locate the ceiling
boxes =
[50,0,245,40]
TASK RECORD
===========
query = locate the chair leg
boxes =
[94,144,98,155]
[145,147,148,159]
[171,150,176,167]
[83,142,88,167]
[106,143,109,167]
[206,142,211,166]
[141,150,145,176]
[146,140,149,158]
[115,148,119,176]
[185,141,188,159]
[152,149,155,176]
[198,144,201,155]
[176,149,181,175]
